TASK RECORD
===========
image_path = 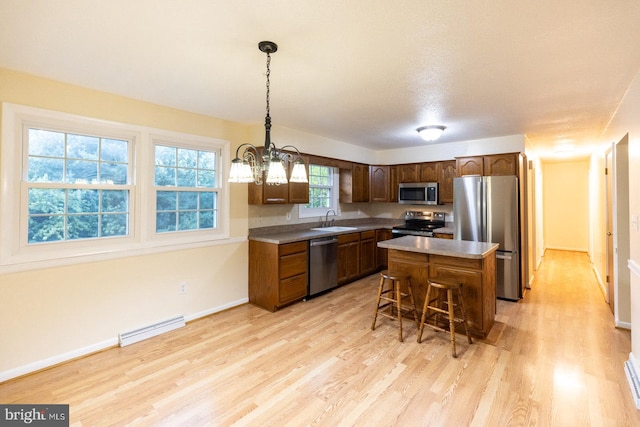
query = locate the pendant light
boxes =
[228,41,308,185]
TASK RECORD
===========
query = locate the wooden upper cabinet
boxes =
[340,162,369,203]
[456,156,484,177]
[439,160,456,204]
[288,155,310,204]
[369,165,390,202]
[420,162,441,182]
[389,166,399,202]
[398,164,419,183]
[483,153,518,176]
[248,176,289,205]
[248,153,310,205]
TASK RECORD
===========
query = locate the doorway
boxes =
[605,148,614,313]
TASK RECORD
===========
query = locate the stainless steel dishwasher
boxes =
[308,236,338,298]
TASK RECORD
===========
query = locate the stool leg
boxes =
[447,289,457,358]
[417,283,432,343]
[457,287,473,345]
[371,275,385,330]
[396,280,403,342]
[407,279,419,329]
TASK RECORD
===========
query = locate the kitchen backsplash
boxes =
[248,202,453,230]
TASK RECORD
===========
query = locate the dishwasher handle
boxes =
[310,237,339,247]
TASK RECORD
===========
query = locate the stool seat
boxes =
[371,270,418,342]
[418,279,472,358]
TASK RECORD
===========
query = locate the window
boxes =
[0,103,230,271]
[298,164,339,218]
[154,144,218,233]
[26,128,131,243]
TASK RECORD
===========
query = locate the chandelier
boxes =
[228,41,308,185]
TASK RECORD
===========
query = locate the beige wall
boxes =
[0,68,250,379]
[601,67,640,365]
[542,160,590,252]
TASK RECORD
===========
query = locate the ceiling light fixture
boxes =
[416,125,446,142]
[228,41,308,185]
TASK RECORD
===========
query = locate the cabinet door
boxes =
[389,166,399,202]
[484,153,518,176]
[338,233,360,284]
[428,263,484,332]
[369,165,389,202]
[353,163,370,202]
[456,156,483,177]
[360,231,376,276]
[439,161,456,204]
[288,156,310,204]
[376,229,392,269]
[420,162,440,182]
[340,163,370,203]
[399,164,419,183]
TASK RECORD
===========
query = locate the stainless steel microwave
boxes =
[398,182,439,205]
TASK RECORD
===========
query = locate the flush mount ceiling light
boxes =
[228,41,308,185]
[416,125,446,142]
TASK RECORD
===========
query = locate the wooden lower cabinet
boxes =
[359,230,376,276]
[433,232,453,239]
[338,233,360,285]
[249,240,308,312]
[387,249,496,338]
[376,229,392,269]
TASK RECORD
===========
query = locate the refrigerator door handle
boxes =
[496,252,512,260]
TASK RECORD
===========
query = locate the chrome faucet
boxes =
[323,209,337,227]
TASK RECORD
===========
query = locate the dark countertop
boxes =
[249,220,403,244]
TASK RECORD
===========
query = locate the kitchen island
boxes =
[378,236,498,338]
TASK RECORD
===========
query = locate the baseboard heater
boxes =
[118,315,185,347]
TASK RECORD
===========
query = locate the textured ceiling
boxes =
[2,0,640,160]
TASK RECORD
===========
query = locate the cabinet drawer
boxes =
[279,252,308,279]
[338,232,360,244]
[429,254,481,270]
[279,273,307,304]
[280,241,307,256]
[360,230,375,240]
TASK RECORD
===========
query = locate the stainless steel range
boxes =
[392,211,446,238]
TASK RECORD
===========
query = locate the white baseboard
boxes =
[0,337,118,383]
[625,353,640,409]
[0,298,249,383]
[185,298,248,322]
[616,320,632,330]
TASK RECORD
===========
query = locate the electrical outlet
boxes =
[179,281,187,294]
[632,214,639,232]
[286,212,291,220]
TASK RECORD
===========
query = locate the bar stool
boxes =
[371,270,418,342]
[418,280,472,358]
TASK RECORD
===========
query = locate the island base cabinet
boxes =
[388,249,496,338]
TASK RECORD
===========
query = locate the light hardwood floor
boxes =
[1,250,639,426]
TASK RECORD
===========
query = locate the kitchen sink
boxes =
[310,226,358,232]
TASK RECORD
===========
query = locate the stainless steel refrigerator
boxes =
[453,175,521,300]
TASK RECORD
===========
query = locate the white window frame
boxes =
[298,165,340,219]
[146,134,226,245]
[0,103,230,272]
